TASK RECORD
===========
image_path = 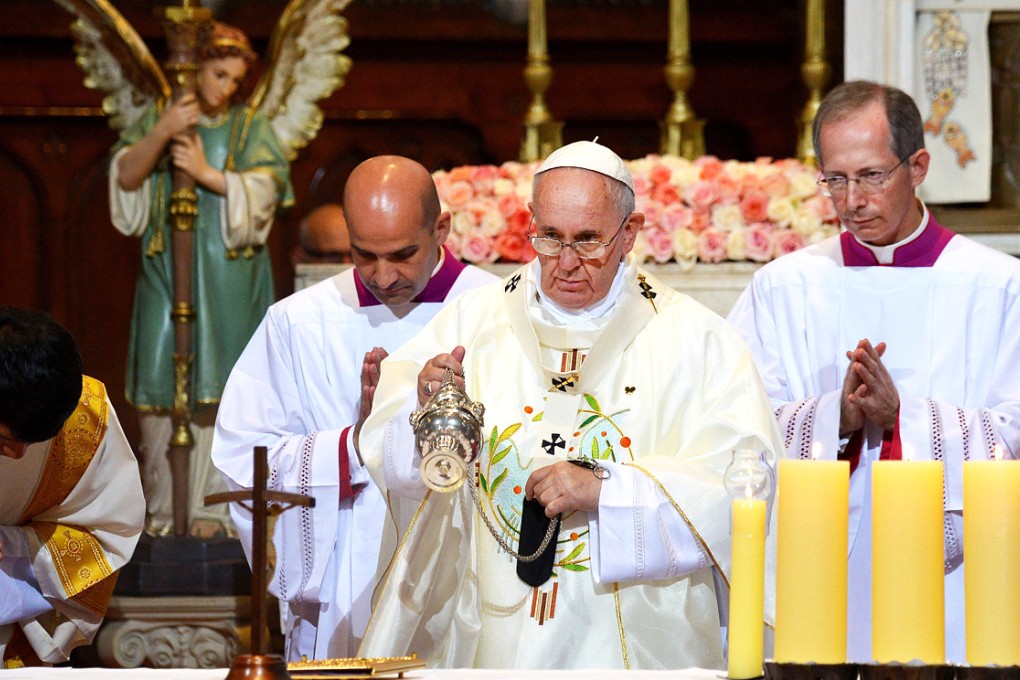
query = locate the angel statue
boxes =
[55,0,352,539]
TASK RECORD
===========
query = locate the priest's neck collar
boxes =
[353,245,465,307]
[531,258,628,324]
[841,203,955,267]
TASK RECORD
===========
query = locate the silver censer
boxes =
[410,367,485,492]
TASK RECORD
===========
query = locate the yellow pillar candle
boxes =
[964,459,1020,666]
[728,498,766,679]
[871,460,944,664]
[774,459,848,664]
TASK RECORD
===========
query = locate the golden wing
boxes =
[53,0,170,131]
[250,0,354,161]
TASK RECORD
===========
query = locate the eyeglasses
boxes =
[528,214,629,259]
[817,156,911,198]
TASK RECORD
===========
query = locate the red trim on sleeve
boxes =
[841,430,864,475]
[339,426,356,499]
[880,413,903,461]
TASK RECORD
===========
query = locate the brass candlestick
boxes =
[660,0,704,159]
[520,0,562,162]
[796,0,831,166]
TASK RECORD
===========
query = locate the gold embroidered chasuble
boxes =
[1,377,144,666]
[360,260,783,669]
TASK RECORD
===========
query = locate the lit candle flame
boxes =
[992,444,1003,461]
[811,441,823,461]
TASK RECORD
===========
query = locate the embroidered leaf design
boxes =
[561,543,585,564]
[479,471,489,494]
[560,563,589,572]
[591,438,600,458]
[490,444,510,466]
[601,442,614,461]
[490,468,508,495]
[584,393,600,412]
[532,412,544,422]
[488,426,499,454]
[497,422,522,444]
[579,414,599,428]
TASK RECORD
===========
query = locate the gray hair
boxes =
[812,80,925,167]
[532,169,635,222]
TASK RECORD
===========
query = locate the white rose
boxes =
[790,171,820,199]
[480,210,507,237]
[630,230,651,264]
[711,203,745,232]
[767,197,796,227]
[671,227,698,267]
[791,208,822,237]
[670,164,701,187]
[726,227,747,261]
[451,211,474,235]
[492,178,515,197]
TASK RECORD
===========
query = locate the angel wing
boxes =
[249,0,354,162]
[54,0,170,131]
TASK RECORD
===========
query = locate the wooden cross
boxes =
[206,445,314,667]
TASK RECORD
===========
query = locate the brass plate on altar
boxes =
[287,654,426,678]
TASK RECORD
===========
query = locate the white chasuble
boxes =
[212,259,495,661]
[727,231,1020,664]
[359,258,784,669]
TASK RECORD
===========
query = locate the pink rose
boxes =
[444,230,462,259]
[745,222,774,262]
[641,200,665,230]
[506,208,533,236]
[460,229,499,264]
[632,174,652,198]
[804,193,838,223]
[697,228,728,263]
[696,155,724,180]
[738,173,763,195]
[739,190,770,224]
[659,203,694,232]
[649,163,673,186]
[713,174,741,204]
[646,227,675,264]
[761,171,792,199]
[685,180,718,210]
[771,229,806,258]
[442,180,474,208]
[689,208,712,234]
[470,165,500,194]
[448,166,474,183]
[496,193,523,219]
[495,230,535,263]
[652,181,681,205]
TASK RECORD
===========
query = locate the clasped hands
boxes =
[840,338,900,436]
[158,94,221,191]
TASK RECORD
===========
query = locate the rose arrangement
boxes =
[433,154,841,269]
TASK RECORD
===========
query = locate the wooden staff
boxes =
[161,0,212,537]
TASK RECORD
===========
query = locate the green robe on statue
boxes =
[110,103,294,411]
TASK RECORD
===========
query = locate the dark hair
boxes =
[812,80,925,166]
[0,308,83,443]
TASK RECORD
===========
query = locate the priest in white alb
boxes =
[211,156,495,661]
[358,141,784,669]
[727,80,1020,664]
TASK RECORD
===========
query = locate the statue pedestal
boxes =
[95,595,249,669]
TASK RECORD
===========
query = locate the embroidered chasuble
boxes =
[0,377,144,666]
[212,254,495,661]
[727,216,1020,664]
[359,258,784,669]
